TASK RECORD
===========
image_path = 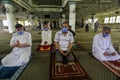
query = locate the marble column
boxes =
[29,15,34,29]
[59,18,62,28]
[69,2,76,31]
[91,14,94,29]
[5,3,16,33]
[61,14,66,23]
[0,20,3,30]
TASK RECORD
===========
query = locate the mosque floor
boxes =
[0,28,120,80]
[17,51,120,80]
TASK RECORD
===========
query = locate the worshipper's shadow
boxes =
[72,42,84,50]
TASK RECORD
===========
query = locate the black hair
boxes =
[102,26,111,32]
[63,22,68,25]
[43,21,49,25]
[68,25,72,28]
[15,24,23,29]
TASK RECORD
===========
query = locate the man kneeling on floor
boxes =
[54,22,74,64]
[92,26,120,61]
[41,21,52,46]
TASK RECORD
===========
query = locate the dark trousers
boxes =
[55,50,74,64]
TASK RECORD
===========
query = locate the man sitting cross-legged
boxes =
[41,21,52,46]
[1,24,32,67]
[92,26,120,61]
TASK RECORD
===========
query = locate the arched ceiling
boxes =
[0,0,120,20]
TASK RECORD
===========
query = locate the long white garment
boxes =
[1,32,32,67]
[92,33,120,61]
[41,30,52,45]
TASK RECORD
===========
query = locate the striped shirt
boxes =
[54,30,74,50]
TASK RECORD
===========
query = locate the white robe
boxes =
[41,30,52,45]
[1,32,32,67]
[92,33,120,61]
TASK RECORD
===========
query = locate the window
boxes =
[112,16,115,23]
[116,16,120,23]
[24,21,29,26]
[88,18,98,23]
[88,19,92,23]
[44,15,50,18]
[109,16,115,23]
[104,17,109,23]
[94,18,98,23]
[18,21,24,25]
[2,20,8,26]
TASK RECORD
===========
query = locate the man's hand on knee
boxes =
[103,52,110,56]
[111,52,116,55]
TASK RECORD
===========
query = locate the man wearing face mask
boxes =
[41,21,52,45]
[92,27,120,61]
[1,24,32,67]
[54,22,74,64]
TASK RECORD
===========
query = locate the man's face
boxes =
[102,30,110,37]
[102,30,110,34]
[16,27,24,31]
[44,23,49,28]
[62,23,68,28]
[62,23,68,33]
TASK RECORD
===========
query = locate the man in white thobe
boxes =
[92,27,120,61]
[1,24,32,67]
[41,21,52,45]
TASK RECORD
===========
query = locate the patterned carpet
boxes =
[18,50,120,80]
[100,60,120,77]
[0,29,120,80]
[49,52,90,80]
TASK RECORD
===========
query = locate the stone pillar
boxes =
[62,14,66,23]
[40,19,43,30]
[91,14,94,29]
[59,18,62,28]
[29,15,34,29]
[69,2,76,31]
[0,20,3,30]
[5,3,16,33]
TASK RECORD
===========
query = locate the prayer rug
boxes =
[100,60,120,77]
[49,52,90,80]
[0,56,32,80]
[36,44,54,52]
[92,54,120,77]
